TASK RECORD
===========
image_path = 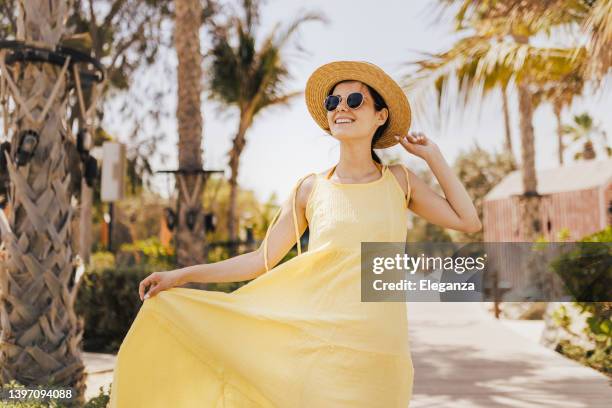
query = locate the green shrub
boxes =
[118,237,175,268]
[75,265,153,353]
[88,251,115,271]
[82,386,110,408]
[549,229,611,302]
[549,226,612,377]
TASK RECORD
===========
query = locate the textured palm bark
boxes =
[501,85,515,165]
[174,0,206,269]
[510,32,541,242]
[516,80,542,242]
[0,0,86,405]
[554,103,564,165]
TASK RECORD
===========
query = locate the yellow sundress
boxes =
[108,162,414,407]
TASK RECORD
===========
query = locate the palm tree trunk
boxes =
[174,0,205,270]
[516,80,542,241]
[582,140,596,160]
[512,34,541,242]
[79,179,93,264]
[501,85,516,165]
[74,87,94,266]
[227,120,248,256]
[0,0,86,405]
[554,103,564,165]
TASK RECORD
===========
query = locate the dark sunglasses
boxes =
[324,92,365,111]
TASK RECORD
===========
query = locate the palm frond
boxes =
[404,30,583,128]
[440,0,590,35]
[440,0,609,81]
[207,25,241,104]
[254,90,302,114]
[273,11,328,50]
[583,0,612,80]
[206,1,325,127]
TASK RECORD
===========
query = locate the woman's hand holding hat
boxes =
[394,131,440,161]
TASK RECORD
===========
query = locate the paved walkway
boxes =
[84,303,611,406]
[83,352,115,401]
[406,302,611,408]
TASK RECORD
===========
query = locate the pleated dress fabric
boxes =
[109,163,414,407]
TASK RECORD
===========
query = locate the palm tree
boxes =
[206,0,325,254]
[408,0,596,240]
[532,72,584,165]
[404,31,585,240]
[447,0,607,162]
[0,0,87,404]
[440,0,610,80]
[561,113,610,161]
[173,0,206,268]
[583,0,612,80]
[403,33,518,164]
[441,0,611,234]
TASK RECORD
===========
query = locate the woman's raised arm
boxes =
[395,132,482,233]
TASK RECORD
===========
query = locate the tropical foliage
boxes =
[206,0,325,254]
[404,0,610,242]
[561,112,611,160]
[452,143,517,241]
[549,226,612,378]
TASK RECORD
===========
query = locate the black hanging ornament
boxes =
[186,208,198,231]
[0,142,10,209]
[164,207,177,231]
[76,128,92,157]
[0,141,10,173]
[84,154,98,188]
[204,212,216,233]
[16,130,39,166]
[245,226,254,244]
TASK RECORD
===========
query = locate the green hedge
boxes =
[549,226,612,377]
[75,265,153,353]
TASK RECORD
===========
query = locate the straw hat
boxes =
[305,61,411,149]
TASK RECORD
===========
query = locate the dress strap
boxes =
[262,173,316,273]
[399,164,411,208]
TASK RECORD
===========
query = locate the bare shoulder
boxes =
[388,164,410,195]
[295,172,320,209]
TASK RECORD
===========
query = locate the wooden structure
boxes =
[483,158,612,242]
[482,159,612,296]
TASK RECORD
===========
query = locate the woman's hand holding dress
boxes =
[139,269,185,301]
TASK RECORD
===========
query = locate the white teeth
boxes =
[335,118,354,124]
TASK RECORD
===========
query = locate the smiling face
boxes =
[326,81,388,145]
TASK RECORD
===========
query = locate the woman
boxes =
[109,61,481,407]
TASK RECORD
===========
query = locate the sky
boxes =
[107,0,612,205]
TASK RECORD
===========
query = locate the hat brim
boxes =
[305,61,411,149]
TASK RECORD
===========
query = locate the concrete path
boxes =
[406,302,611,408]
[83,352,115,401]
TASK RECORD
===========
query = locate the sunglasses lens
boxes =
[347,93,364,109]
[324,95,340,111]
